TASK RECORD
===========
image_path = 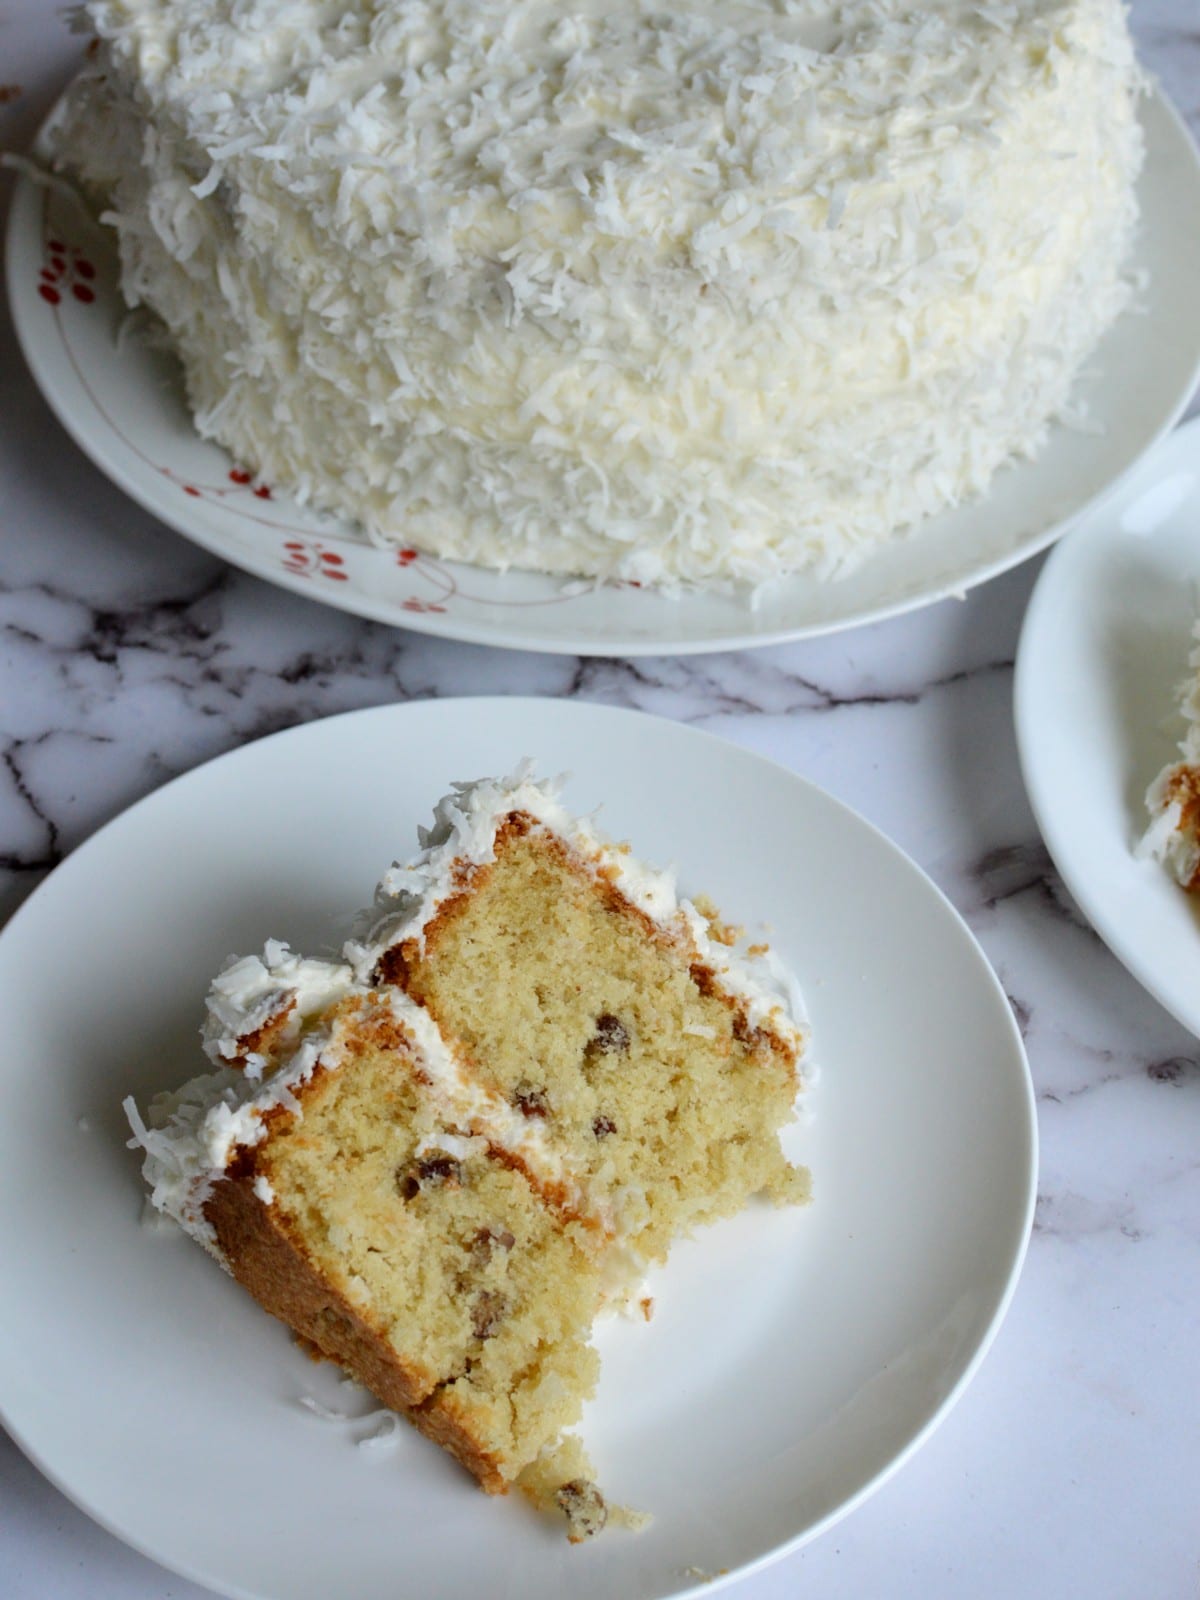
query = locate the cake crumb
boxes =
[610,1503,653,1534]
[640,1296,655,1321]
[519,1436,651,1544]
[692,894,745,947]
[293,1332,332,1364]
[556,1478,608,1542]
[768,1163,813,1206]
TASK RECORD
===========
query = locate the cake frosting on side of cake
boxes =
[125,769,809,1527]
[1142,624,1200,891]
[56,0,1142,587]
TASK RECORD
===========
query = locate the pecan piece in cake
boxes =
[397,1151,463,1199]
[583,1014,631,1076]
[592,1014,630,1054]
[555,1478,608,1542]
[471,1226,516,1264]
[471,1290,508,1341]
[592,1115,616,1139]
[513,1081,550,1118]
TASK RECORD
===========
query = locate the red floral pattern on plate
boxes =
[229,468,272,500]
[38,238,97,307]
[281,539,349,581]
[33,189,617,620]
[177,467,276,504]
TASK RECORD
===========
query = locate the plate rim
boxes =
[6,88,1200,656]
[0,697,1038,1600]
[1014,412,1200,1040]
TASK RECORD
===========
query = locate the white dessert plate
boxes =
[0,699,1034,1600]
[5,89,1200,656]
[1016,413,1200,1039]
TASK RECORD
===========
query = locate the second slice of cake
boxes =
[346,769,810,1260]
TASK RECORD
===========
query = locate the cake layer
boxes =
[345,767,806,1045]
[57,0,1142,586]
[209,994,603,1491]
[372,814,806,1260]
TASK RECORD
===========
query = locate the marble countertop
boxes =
[2,4,1198,1597]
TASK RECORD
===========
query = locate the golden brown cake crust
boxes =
[203,1169,511,1493]
[1162,765,1200,891]
[222,998,297,1072]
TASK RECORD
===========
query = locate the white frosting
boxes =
[1176,632,1200,770]
[203,938,358,1078]
[125,995,356,1256]
[55,0,1142,588]
[1142,623,1200,887]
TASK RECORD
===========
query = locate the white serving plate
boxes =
[6,89,1200,655]
[0,699,1035,1600]
[1016,414,1200,1039]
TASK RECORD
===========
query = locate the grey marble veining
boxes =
[3,3,1200,1597]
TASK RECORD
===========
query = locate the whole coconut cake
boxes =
[56,0,1143,586]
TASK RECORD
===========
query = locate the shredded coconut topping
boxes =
[202,939,357,1078]
[55,0,1142,587]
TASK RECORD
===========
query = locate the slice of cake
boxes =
[126,769,809,1533]
[344,770,810,1260]
[1142,623,1200,890]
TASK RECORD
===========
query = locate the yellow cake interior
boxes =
[387,824,808,1260]
[251,999,604,1491]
